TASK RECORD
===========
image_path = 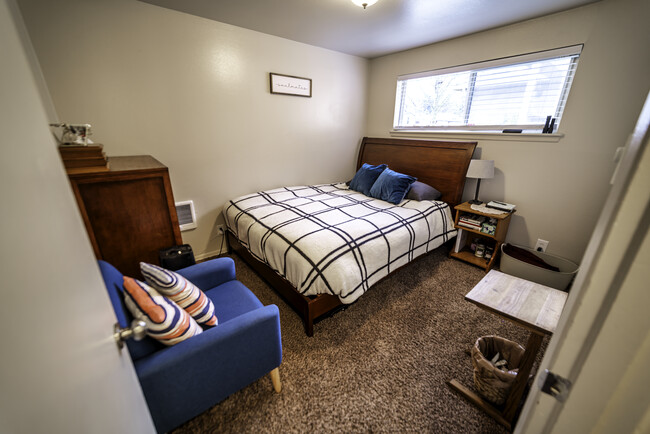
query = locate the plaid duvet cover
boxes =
[224,183,456,304]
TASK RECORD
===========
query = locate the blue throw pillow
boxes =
[349,163,387,196]
[369,168,417,204]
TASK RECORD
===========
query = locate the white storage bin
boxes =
[500,244,579,291]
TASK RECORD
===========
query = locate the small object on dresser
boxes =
[58,143,109,174]
[475,244,485,258]
[50,122,93,145]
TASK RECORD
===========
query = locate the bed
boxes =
[224,137,477,336]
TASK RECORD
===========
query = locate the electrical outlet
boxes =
[535,239,549,252]
[210,224,225,240]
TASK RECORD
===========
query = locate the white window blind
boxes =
[394,45,582,132]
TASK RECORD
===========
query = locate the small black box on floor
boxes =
[159,244,195,271]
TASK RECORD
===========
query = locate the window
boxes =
[393,45,582,133]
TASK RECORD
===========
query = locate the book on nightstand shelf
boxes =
[458,214,486,230]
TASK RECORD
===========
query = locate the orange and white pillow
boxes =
[123,277,202,346]
[140,262,218,327]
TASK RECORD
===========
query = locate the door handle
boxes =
[114,320,147,350]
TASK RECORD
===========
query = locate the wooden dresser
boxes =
[67,155,183,278]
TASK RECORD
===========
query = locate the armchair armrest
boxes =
[176,257,237,289]
[133,304,282,432]
[135,304,282,380]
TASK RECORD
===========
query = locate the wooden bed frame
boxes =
[227,137,477,336]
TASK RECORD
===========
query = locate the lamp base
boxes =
[470,179,484,206]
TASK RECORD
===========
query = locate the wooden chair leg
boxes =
[269,367,281,393]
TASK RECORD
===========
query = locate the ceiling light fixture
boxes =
[351,0,378,9]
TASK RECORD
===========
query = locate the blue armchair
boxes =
[99,257,283,433]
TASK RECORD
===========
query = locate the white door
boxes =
[0,1,155,433]
[515,95,650,433]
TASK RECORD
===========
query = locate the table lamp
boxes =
[466,160,494,205]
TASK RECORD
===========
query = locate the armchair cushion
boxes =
[205,279,264,323]
[140,262,218,327]
[123,276,202,346]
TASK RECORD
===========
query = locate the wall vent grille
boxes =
[175,200,197,231]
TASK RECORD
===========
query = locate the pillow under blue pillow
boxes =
[406,181,442,201]
[369,168,417,204]
[349,163,387,196]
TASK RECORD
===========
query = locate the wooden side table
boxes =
[449,201,514,271]
[448,270,567,430]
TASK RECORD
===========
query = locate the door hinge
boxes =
[538,369,572,402]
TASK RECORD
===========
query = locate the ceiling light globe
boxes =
[351,0,379,9]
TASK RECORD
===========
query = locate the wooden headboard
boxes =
[357,137,477,208]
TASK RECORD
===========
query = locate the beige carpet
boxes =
[173,247,545,433]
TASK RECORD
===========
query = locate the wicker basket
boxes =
[471,336,525,405]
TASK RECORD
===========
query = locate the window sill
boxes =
[389,130,564,143]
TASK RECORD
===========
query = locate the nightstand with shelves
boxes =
[449,201,514,271]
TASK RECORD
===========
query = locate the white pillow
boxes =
[123,276,202,346]
[140,262,218,327]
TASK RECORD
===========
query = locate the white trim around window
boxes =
[393,45,583,136]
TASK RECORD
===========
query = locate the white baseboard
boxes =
[195,248,225,262]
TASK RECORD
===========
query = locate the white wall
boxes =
[19,0,650,264]
[367,0,650,263]
[1,1,154,431]
[18,0,368,259]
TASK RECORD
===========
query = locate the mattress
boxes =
[224,183,456,304]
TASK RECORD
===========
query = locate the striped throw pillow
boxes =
[123,277,202,346]
[140,262,218,327]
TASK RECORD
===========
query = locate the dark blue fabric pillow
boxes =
[406,181,442,201]
[349,163,387,196]
[369,168,417,204]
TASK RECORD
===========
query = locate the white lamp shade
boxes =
[466,160,495,179]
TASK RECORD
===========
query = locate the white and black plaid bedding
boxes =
[224,183,456,304]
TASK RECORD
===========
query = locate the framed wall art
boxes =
[269,73,312,97]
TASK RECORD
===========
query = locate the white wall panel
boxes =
[367,0,650,263]
[19,0,368,259]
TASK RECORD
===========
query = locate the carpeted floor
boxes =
[173,247,546,433]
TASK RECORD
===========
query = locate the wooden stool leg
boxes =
[503,332,544,422]
[447,379,512,430]
[269,367,281,393]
